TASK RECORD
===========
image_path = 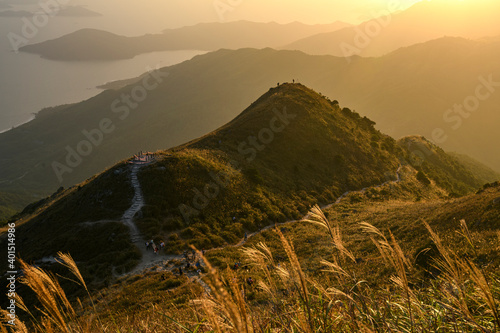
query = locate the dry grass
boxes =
[2,202,499,332]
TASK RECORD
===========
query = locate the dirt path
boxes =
[119,161,208,292]
[122,165,402,286]
[234,165,403,247]
[120,161,175,274]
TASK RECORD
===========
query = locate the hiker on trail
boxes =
[244,232,248,241]
[247,277,254,286]
[160,241,165,249]
[145,241,150,250]
[196,261,201,270]
[154,246,158,255]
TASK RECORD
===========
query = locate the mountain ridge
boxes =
[2,39,500,220]
[283,0,500,57]
[19,21,350,61]
[2,84,492,267]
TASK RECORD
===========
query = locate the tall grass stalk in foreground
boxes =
[359,222,417,332]
[192,246,253,333]
[424,220,499,332]
[303,204,356,264]
[0,254,106,332]
[3,206,499,332]
[55,252,106,331]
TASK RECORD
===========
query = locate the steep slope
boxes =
[2,85,498,323]
[202,181,500,295]
[448,152,500,183]
[0,84,398,260]
[398,136,494,196]
[0,162,138,284]
[135,84,402,250]
[19,21,350,61]
[2,38,500,216]
[284,0,500,57]
[2,84,490,276]
[0,191,28,222]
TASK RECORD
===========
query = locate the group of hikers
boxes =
[132,151,158,164]
[145,239,165,254]
[231,263,256,288]
[276,79,296,87]
[178,249,204,276]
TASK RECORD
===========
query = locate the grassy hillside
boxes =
[448,151,500,183]
[3,38,500,218]
[205,181,500,286]
[1,84,492,272]
[136,84,402,250]
[0,162,138,288]
[399,136,491,196]
[0,191,32,223]
[10,181,499,331]
[2,85,498,331]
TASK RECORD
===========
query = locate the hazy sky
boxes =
[85,0,422,28]
[1,0,422,35]
[3,0,496,36]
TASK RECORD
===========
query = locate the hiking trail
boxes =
[121,164,403,291]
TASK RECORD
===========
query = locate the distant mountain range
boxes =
[19,21,350,61]
[18,1,500,62]
[284,0,500,56]
[1,37,500,221]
